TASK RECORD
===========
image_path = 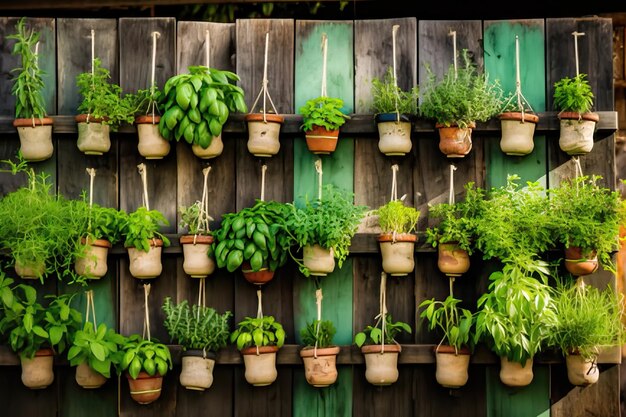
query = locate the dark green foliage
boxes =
[300,319,336,348]
[119,334,172,379]
[230,315,285,350]
[299,96,349,132]
[553,73,594,114]
[67,322,126,378]
[120,207,171,252]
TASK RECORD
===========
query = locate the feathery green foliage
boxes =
[299,96,349,132]
[371,66,419,116]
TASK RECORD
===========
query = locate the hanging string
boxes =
[150,32,161,120]
[197,278,206,321]
[137,163,150,211]
[205,30,211,68]
[572,156,584,178]
[255,289,264,355]
[314,288,323,358]
[142,284,152,340]
[378,272,388,353]
[448,29,457,79]
[320,33,328,98]
[449,276,455,298]
[572,31,585,77]
[198,166,213,239]
[392,25,400,121]
[390,164,399,202]
[448,164,457,204]
[315,159,323,201]
[89,29,96,122]
[260,164,268,201]
[508,35,535,118]
[249,32,279,121]
[31,40,40,127]
[86,168,96,232]
[84,290,97,328]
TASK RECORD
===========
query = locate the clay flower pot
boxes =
[191,134,224,159]
[437,242,470,277]
[12,117,54,161]
[300,346,340,387]
[20,348,55,389]
[126,371,163,404]
[375,113,412,156]
[241,262,275,286]
[302,244,335,276]
[75,362,107,389]
[75,114,111,155]
[498,112,539,156]
[564,246,598,276]
[499,356,534,387]
[378,233,416,276]
[241,345,279,386]
[179,350,216,391]
[558,111,599,156]
[304,125,339,155]
[180,235,215,278]
[434,345,470,388]
[14,259,46,280]
[245,113,284,157]
[565,352,599,386]
[74,237,112,279]
[361,344,401,386]
[436,122,474,158]
[135,115,170,159]
[127,239,164,279]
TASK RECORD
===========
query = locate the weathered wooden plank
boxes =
[487,366,550,417]
[0,366,58,417]
[58,368,117,417]
[292,368,352,417]
[177,21,234,73]
[352,367,414,417]
[174,367,233,417]
[233,367,293,417]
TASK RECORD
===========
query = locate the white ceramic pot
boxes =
[179,351,216,391]
[300,346,340,387]
[499,356,534,387]
[76,115,111,155]
[376,113,412,156]
[20,348,55,389]
[361,344,401,386]
[136,115,171,159]
[245,113,284,157]
[558,112,599,156]
[241,346,279,386]
[566,353,599,386]
[127,239,164,279]
[498,112,539,156]
[434,345,470,388]
[75,362,107,389]
[13,117,54,161]
[180,235,215,278]
[74,238,111,279]
[303,244,335,276]
[378,233,416,276]
[192,135,223,159]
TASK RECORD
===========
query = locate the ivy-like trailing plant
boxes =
[553,73,595,114]
[119,334,173,380]
[230,315,286,351]
[419,295,474,352]
[159,66,247,149]
[354,314,411,347]
[300,319,336,348]
[371,66,419,116]
[67,322,126,379]
[162,297,232,352]
[376,199,420,235]
[299,96,350,132]
[119,207,171,252]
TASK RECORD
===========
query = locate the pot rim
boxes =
[434,344,471,355]
[135,114,161,124]
[375,113,412,123]
[34,348,55,357]
[241,345,280,355]
[125,370,164,380]
[81,237,112,248]
[299,345,340,358]
[126,238,164,249]
[179,235,214,245]
[75,114,109,124]
[182,349,217,359]
[360,343,402,354]
[13,117,54,127]
[435,121,476,129]
[378,233,417,243]
[245,113,285,124]
[498,111,540,123]
[558,111,600,122]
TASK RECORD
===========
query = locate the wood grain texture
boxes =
[58,368,117,417]
[176,21,234,73]
[119,371,177,417]
[0,366,58,417]
[174,367,233,417]
[352,367,414,417]
[233,367,293,417]
[292,367,353,417]
[487,366,550,417]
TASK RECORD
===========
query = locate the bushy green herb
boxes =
[119,334,172,379]
[419,295,474,352]
[371,66,419,116]
[300,319,336,348]
[179,201,212,236]
[354,314,411,347]
[299,96,349,132]
[120,207,171,252]
[553,73,594,114]
[67,322,126,378]
[376,199,420,235]
[230,315,285,350]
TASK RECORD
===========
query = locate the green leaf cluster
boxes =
[371,66,419,116]
[299,96,349,132]
[120,207,171,252]
[354,314,411,348]
[376,199,420,235]
[162,297,232,352]
[159,65,247,149]
[419,295,473,351]
[300,319,336,348]
[230,315,285,350]
[67,322,126,378]
[553,73,594,114]
[119,334,172,380]
[179,201,212,236]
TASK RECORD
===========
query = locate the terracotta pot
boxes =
[179,350,216,391]
[300,346,340,387]
[564,246,598,276]
[499,356,533,387]
[498,112,539,156]
[434,345,470,388]
[135,115,171,159]
[20,348,54,389]
[245,113,284,157]
[12,117,54,161]
[192,134,223,159]
[437,242,470,277]
[303,244,335,276]
[436,122,474,158]
[126,371,163,404]
[375,113,412,156]
[74,237,112,279]
[127,239,164,279]
[75,362,107,389]
[361,344,401,386]
[304,125,339,154]
[558,112,599,155]
[241,262,275,285]
[378,233,416,276]
[566,352,599,386]
[241,345,279,386]
[75,114,111,155]
[180,235,215,278]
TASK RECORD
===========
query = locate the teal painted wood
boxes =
[487,366,551,417]
[292,368,353,417]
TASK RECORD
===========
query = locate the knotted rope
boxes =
[205,29,211,68]
[448,29,458,79]
[260,164,268,201]
[315,159,323,201]
[572,31,585,77]
[142,284,152,341]
[313,287,323,359]
[448,164,457,204]
[86,168,96,231]
[250,32,279,120]
[320,33,328,98]
[149,31,160,120]
[392,24,400,121]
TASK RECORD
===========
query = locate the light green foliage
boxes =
[230,315,285,351]
[419,295,474,351]
[371,66,419,116]
[420,49,504,128]
[376,199,420,234]
[8,17,47,119]
[210,200,292,273]
[120,207,171,252]
[300,319,336,348]
[179,201,212,236]
[67,322,126,378]
[299,96,349,132]
[159,65,247,149]
[162,297,231,352]
[553,73,594,114]
[119,334,172,379]
[354,314,411,347]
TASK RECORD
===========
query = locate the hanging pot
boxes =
[127,239,164,279]
[300,346,340,387]
[12,117,54,162]
[75,114,111,155]
[75,362,107,389]
[241,345,279,386]
[15,259,46,280]
[434,345,470,388]
[180,235,215,278]
[437,242,470,277]
[179,350,216,391]
[565,352,599,386]
[135,115,171,159]
[498,112,539,156]
[361,344,401,386]
[241,262,275,285]
[436,122,474,158]
[499,356,534,387]
[191,134,223,159]
[375,113,412,156]
[245,113,284,157]
[126,371,163,404]
[20,348,55,389]
[564,246,598,276]
[558,112,599,156]
[74,237,112,279]
[304,125,339,155]
[378,233,416,276]
[302,244,335,276]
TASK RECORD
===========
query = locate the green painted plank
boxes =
[293,367,353,417]
[483,20,547,188]
[487,366,550,417]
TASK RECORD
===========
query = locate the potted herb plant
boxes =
[230,315,285,386]
[419,295,474,388]
[371,66,419,156]
[420,49,504,158]
[354,314,411,386]
[179,201,215,279]
[299,319,339,387]
[375,199,420,276]
[286,184,367,277]
[8,17,54,162]
[162,297,232,391]
[245,110,284,157]
[498,92,540,156]
[159,66,247,159]
[553,73,599,155]
[131,87,171,159]
[299,96,350,155]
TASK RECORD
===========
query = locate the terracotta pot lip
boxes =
[135,115,161,124]
[13,117,54,127]
[498,112,539,123]
[241,345,280,355]
[75,114,108,123]
[180,235,213,245]
[564,246,598,258]
[245,113,284,124]
[126,238,164,249]
[435,121,476,129]
[378,233,417,243]
[81,237,112,248]
[375,113,411,123]
[558,111,600,122]
[125,371,163,380]
[434,345,471,355]
[361,344,402,354]
[35,348,55,357]
[305,125,340,135]
[182,349,217,359]
[299,346,340,358]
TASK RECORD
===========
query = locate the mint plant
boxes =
[553,73,594,114]
[299,96,349,132]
